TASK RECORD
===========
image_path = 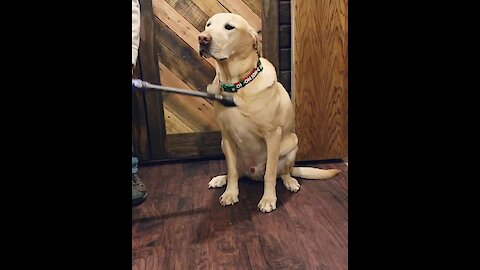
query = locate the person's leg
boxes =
[132,150,147,207]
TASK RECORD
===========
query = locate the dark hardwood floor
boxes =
[132,159,348,270]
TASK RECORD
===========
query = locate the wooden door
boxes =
[292,0,348,161]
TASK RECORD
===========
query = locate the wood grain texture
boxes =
[343,0,348,161]
[293,0,348,161]
[164,0,210,32]
[191,0,229,17]
[163,102,205,135]
[156,41,210,93]
[153,0,220,136]
[152,0,216,67]
[155,18,216,92]
[144,0,263,159]
[163,107,194,134]
[138,0,167,159]
[261,0,279,74]
[163,96,219,132]
[160,63,219,133]
[241,0,262,17]
[166,131,222,158]
[132,159,348,269]
[159,62,217,112]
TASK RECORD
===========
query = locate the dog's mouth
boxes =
[200,45,227,61]
[199,45,211,58]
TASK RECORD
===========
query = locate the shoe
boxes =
[132,174,147,207]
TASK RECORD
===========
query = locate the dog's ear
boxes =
[249,27,263,57]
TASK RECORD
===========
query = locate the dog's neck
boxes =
[216,52,259,85]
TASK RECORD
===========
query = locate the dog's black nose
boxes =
[198,32,211,45]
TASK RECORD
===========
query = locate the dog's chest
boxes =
[216,108,261,145]
[219,110,267,178]
[217,108,264,152]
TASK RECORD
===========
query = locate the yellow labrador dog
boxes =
[199,13,340,213]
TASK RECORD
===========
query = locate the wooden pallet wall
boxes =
[153,0,262,134]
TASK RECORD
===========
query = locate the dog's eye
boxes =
[206,22,211,27]
[224,24,235,30]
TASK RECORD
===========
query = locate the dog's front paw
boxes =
[258,195,277,213]
[282,176,300,192]
[208,175,227,188]
[219,189,239,206]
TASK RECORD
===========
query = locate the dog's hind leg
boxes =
[276,132,300,192]
[279,132,298,156]
[279,146,300,192]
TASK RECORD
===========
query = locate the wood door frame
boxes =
[134,0,168,161]
[135,0,280,163]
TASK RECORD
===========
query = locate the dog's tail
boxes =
[291,167,341,180]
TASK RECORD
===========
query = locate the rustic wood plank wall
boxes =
[153,0,262,135]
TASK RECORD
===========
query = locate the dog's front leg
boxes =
[258,127,282,213]
[219,135,239,206]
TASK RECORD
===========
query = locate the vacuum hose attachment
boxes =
[132,79,237,107]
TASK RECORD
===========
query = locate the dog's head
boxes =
[198,13,260,61]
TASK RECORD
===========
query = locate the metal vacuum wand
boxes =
[132,79,237,107]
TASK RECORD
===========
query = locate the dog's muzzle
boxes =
[198,32,212,58]
[199,45,210,58]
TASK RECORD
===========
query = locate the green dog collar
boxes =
[220,59,263,93]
